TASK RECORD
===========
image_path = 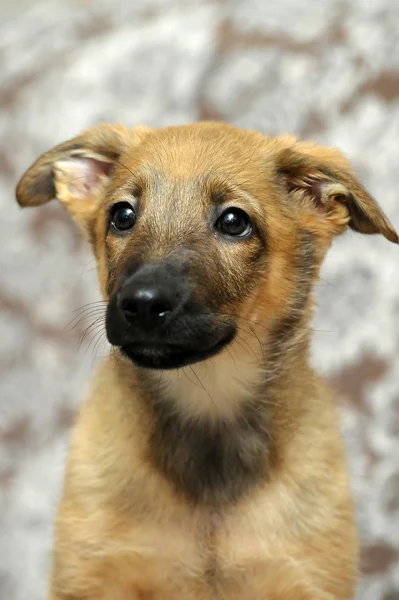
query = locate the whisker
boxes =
[111,346,124,367]
[234,315,335,336]
[77,317,105,350]
[248,324,266,363]
[90,330,108,362]
[235,331,258,361]
[188,366,218,408]
[114,157,136,178]
[71,301,107,313]
[84,326,106,357]
[182,367,203,390]
[157,371,164,395]
[225,347,237,369]
[91,337,109,369]
[65,308,106,331]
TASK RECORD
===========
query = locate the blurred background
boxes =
[0,0,398,598]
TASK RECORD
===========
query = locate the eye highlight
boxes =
[215,208,253,238]
[110,202,136,233]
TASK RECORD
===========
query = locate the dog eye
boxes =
[215,208,253,237]
[110,202,136,232]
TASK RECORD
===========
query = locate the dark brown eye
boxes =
[215,208,252,237]
[110,202,136,232]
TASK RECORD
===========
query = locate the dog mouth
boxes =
[120,330,235,370]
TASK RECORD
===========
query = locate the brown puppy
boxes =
[16,122,398,600]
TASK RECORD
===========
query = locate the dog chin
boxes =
[119,332,235,370]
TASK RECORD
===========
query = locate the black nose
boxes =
[118,285,175,328]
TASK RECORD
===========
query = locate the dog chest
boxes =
[65,503,301,600]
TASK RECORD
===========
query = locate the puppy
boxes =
[16,122,397,600]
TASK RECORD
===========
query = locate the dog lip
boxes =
[119,329,236,370]
[124,342,179,356]
[122,335,229,355]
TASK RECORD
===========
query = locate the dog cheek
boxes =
[231,243,267,304]
[104,252,130,301]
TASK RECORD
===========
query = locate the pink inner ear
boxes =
[55,156,116,201]
[287,177,326,211]
[76,157,115,187]
[308,180,325,210]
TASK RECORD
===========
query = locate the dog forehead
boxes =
[123,122,269,184]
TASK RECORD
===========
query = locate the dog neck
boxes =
[114,321,312,506]
[158,336,267,422]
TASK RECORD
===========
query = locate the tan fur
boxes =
[16,122,397,600]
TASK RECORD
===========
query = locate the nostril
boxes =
[119,292,173,323]
[150,302,172,318]
[120,298,138,317]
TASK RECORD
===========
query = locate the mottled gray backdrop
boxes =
[0,1,398,598]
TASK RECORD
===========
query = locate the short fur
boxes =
[16,122,397,600]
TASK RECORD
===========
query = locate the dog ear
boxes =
[16,124,148,235]
[276,139,398,244]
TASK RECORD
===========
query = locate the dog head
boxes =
[16,122,397,370]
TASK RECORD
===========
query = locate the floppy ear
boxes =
[16,124,148,236]
[276,139,398,244]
